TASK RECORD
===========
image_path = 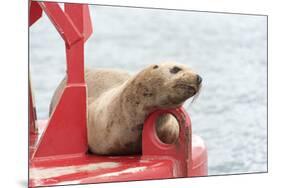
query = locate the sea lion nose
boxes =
[196,75,202,84]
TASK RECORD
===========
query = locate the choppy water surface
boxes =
[30,5,267,176]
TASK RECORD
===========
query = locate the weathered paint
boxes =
[29,133,207,187]
[29,155,176,187]
[30,162,120,179]
[94,166,147,178]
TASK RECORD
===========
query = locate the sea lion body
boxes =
[50,62,201,155]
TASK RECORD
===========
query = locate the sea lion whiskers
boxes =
[188,83,202,109]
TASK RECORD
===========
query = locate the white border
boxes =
[1,0,280,187]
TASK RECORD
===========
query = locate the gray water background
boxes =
[29,5,267,176]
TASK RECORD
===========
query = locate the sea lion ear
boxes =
[153,65,159,69]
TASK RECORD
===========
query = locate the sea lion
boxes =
[50,62,202,155]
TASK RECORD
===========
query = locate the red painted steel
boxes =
[33,86,88,158]
[65,40,85,84]
[65,4,90,83]
[189,135,208,177]
[142,107,191,177]
[29,1,42,26]
[39,2,83,47]
[30,2,92,157]
[28,1,207,186]
[28,79,37,135]
[65,4,93,42]
[29,119,207,187]
[29,154,176,187]
[82,5,94,42]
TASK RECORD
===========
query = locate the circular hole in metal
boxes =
[156,113,179,144]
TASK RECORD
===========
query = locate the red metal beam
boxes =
[82,5,94,42]
[29,1,42,26]
[38,2,83,48]
[28,78,37,134]
[65,4,93,42]
[64,4,86,84]
[30,3,92,158]
[33,86,88,158]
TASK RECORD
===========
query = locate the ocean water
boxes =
[29,5,267,176]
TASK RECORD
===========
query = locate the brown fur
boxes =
[50,62,201,155]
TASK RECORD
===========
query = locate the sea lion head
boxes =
[134,62,202,109]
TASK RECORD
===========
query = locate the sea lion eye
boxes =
[153,65,159,69]
[170,66,182,74]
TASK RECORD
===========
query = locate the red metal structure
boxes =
[28,1,207,187]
